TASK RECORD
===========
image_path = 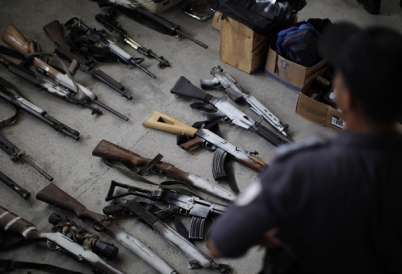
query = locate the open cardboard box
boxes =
[296,67,346,132]
[265,43,327,91]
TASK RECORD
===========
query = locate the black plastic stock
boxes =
[171,76,213,103]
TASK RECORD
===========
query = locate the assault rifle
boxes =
[103,198,230,273]
[0,206,125,274]
[64,17,156,79]
[0,83,80,140]
[36,183,178,274]
[142,110,267,181]
[96,0,208,49]
[0,171,30,200]
[43,20,132,100]
[201,65,293,141]
[171,76,290,147]
[0,53,103,116]
[95,10,170,68]
[1,24,129,121]
[0,133,53,181]
[92,139,235,201]
[106,180,226,240]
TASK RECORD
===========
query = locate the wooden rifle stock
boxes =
[2,24,62,79]
[142,110,198,137]
[0,206,37,238]
[36,183,106,224]
[43,20,71,50]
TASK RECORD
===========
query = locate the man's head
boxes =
[319,23,402,124]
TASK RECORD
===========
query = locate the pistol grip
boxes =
[212,148,227,181]
[180,136,203,151]
[189,216,205,240]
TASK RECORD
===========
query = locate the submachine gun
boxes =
[1,24,129,121]
[95,9,170,68]
[43,20,132,100]
[201,65,294,141]
[0,206,125,274]
[95,0,208,49]
[64,17,156,79]
[104,181,230,273]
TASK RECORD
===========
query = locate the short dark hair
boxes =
[319,23,402,122]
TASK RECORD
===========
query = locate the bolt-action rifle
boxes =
[1,24,129,121]
[92,139,236,201]
[43,20,132,100]
[0,53,104,116]
[106,180,226,240]
[142,110,267,181]
[171,76,290,147]
[0,171,31,200]
[0,206,125,274]
[96,0,208,49]
[64,17,156,79]
[95,9,170,68]
[0,133,54,181]
[103,198,230,273]
[201,65,294,141]
[0,82,80,140]
[36,183,178,274]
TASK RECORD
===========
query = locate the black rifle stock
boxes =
[0,206,125,274]
[0,171,31,200]
[171,76,290,147]
[106,180,226,240]
[95,11,170,68]
[96,0,208,49]
[43,20,132,100]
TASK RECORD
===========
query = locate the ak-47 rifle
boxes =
[96,0,208,49]
[0,82,80,140]
[43,20,132,100]
[36,183,178,274]
[95,9,170,68]
[142,110,267,181]
[0,206,125,274]
[1,24,129,121]
[0,171,30,200]
[103,198,230,273]
[0,133,54,181]
[171,76,290,147]
[92,139,236,201]
[201,65,294,141]
[0,53,105,116]
[64,17,156,79]
[106,180,226,240]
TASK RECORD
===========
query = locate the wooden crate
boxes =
[211,11,222,31]
[219,16,269,74]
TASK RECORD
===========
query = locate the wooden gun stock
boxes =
[43,20,71,50]
[237,155,267,172]
[36,183,105,223]
[142,110,198,137]
[2,24,62,79]
[0,206,37,238]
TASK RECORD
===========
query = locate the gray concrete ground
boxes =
[0,0,401,273]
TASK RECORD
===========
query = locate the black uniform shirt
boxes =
[210,131,402,274]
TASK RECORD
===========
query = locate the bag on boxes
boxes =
[206,0,306,38]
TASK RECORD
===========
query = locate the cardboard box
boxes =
[296,68,346,132]
[265,44,327,91]
[220,17,269,74]
[141,0,184,14]
[211,11,222,31]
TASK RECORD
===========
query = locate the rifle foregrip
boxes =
[0,206,36,238]
[189,216,205,240]
[43,20,71,50]
[179,137,203,151]
[171,76,212,103]
[212,148,227,181]
[93,70,125,91]
[251,123,289,147]
[2,24,32,56]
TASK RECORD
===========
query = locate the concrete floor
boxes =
[0,0,401,273]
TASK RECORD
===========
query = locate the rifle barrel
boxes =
[92,100,129,121]
[176,29,208,49]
